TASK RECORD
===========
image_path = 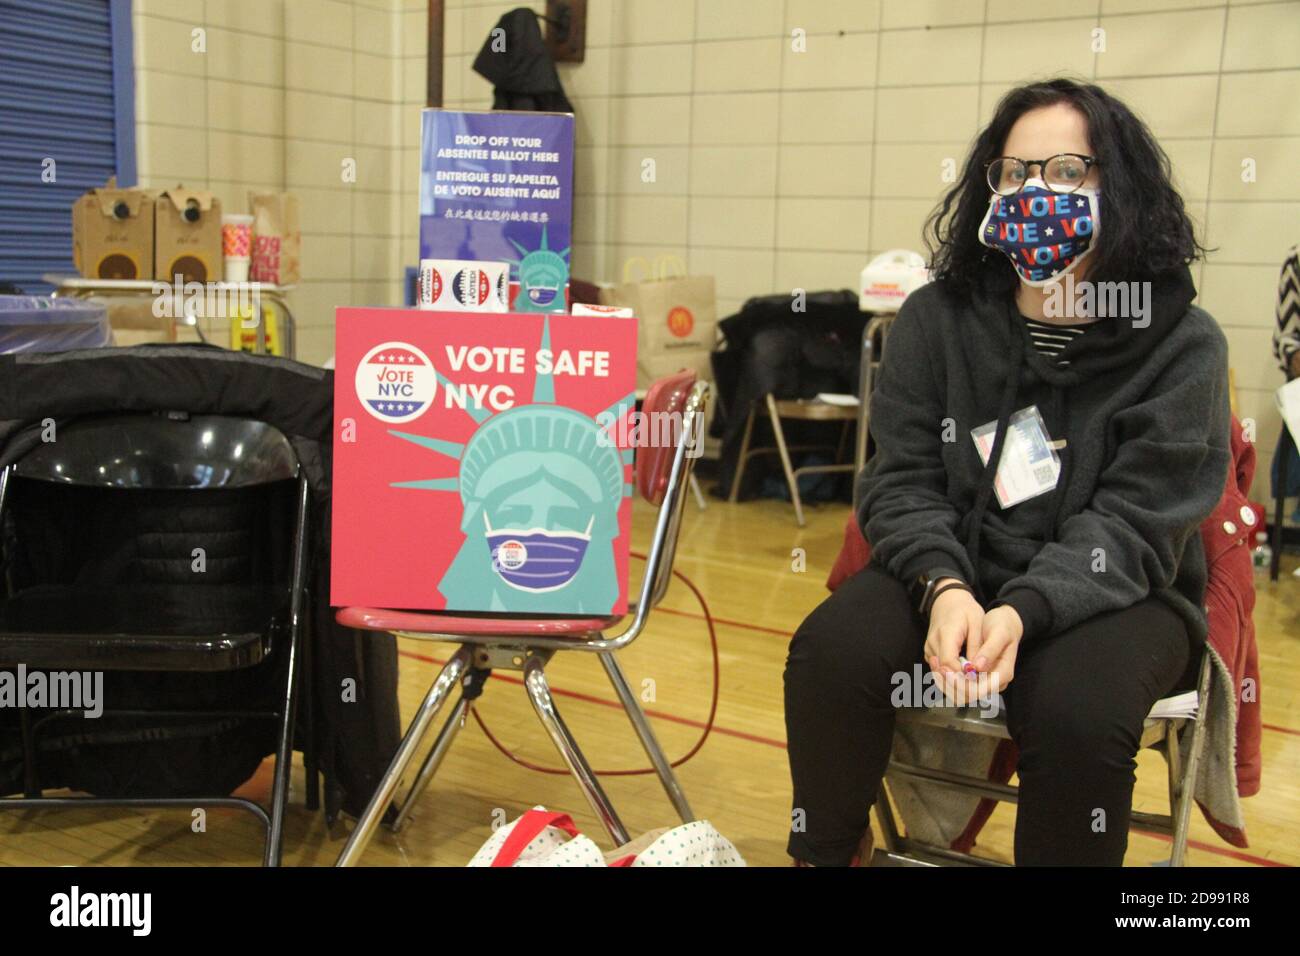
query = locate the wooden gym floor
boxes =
[1,493,1296,867]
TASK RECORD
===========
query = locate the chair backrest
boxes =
[636,368,698,506]
[0,411,311,647]
[631,372,709,617]
[11,413,299,490]
[853,314,897,513]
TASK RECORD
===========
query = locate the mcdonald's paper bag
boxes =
[601,257,716,391]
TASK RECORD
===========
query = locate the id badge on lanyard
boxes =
[970,405,1062,509]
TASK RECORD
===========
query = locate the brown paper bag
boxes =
[600,255,716,391]
[248,192,301,286]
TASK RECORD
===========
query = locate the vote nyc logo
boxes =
[356,341,437,424]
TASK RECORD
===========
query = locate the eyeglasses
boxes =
[984,154,1099,196]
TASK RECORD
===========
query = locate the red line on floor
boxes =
[652,604,792,637]
[1263,722,1300,737]
[397,648,787,749]
[1140,830,1289,867]
[395,648,1290,867]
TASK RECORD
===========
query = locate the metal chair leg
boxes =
[727,404,757,502]
[263,617,303,866]
[874,784,902,856]
[766,393,806,526]
[522,656,630,846]
[334,645,472,866]
[1169,653,1213,867]
[598,651,693,824]
[1164,719,1182,813]
[389,696,470,832]
[389,665,488,831]
[689,473,707,511]
[302,651,321,814]
[264,475,309,867]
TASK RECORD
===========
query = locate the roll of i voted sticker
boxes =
[419,258,508,312]
[571,303,634,318]
[418,261,443,308]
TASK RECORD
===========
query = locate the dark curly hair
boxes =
[924,78,1207,294]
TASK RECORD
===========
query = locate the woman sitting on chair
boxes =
[785,78,1230,867]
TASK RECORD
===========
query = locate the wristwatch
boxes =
[909,567,969,617]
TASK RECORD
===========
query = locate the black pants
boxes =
[785,565,1193,866]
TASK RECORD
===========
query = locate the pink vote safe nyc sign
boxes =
[331,308,638,615]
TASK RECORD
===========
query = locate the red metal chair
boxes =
[333,371,709,865]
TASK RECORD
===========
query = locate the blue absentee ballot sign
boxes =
[419,109,575,313]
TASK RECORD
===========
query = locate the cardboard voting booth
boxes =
[72,178,156,280]
[332,308,638,616]
[419,109,574,314]
[154,187,223,284]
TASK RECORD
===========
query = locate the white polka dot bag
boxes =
[468,807,746,867]
[616,819,746,867]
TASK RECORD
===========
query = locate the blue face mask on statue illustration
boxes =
[485,515,594,593]
[526,284,560,307]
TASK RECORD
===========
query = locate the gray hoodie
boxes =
[857,266,1231,642]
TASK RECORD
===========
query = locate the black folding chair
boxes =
[0,413,309,866]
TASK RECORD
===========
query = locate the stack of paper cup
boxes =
[222,214,254,283]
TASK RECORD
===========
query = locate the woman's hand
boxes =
[970,604,1024,692]
[925,582,984,703]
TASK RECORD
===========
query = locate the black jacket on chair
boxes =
[0,344,400,822]
[710,290,867,499]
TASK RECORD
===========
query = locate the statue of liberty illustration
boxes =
[386,317,633,614]
[506,225,569,312]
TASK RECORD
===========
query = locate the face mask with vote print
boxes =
[978,178,1101,286]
